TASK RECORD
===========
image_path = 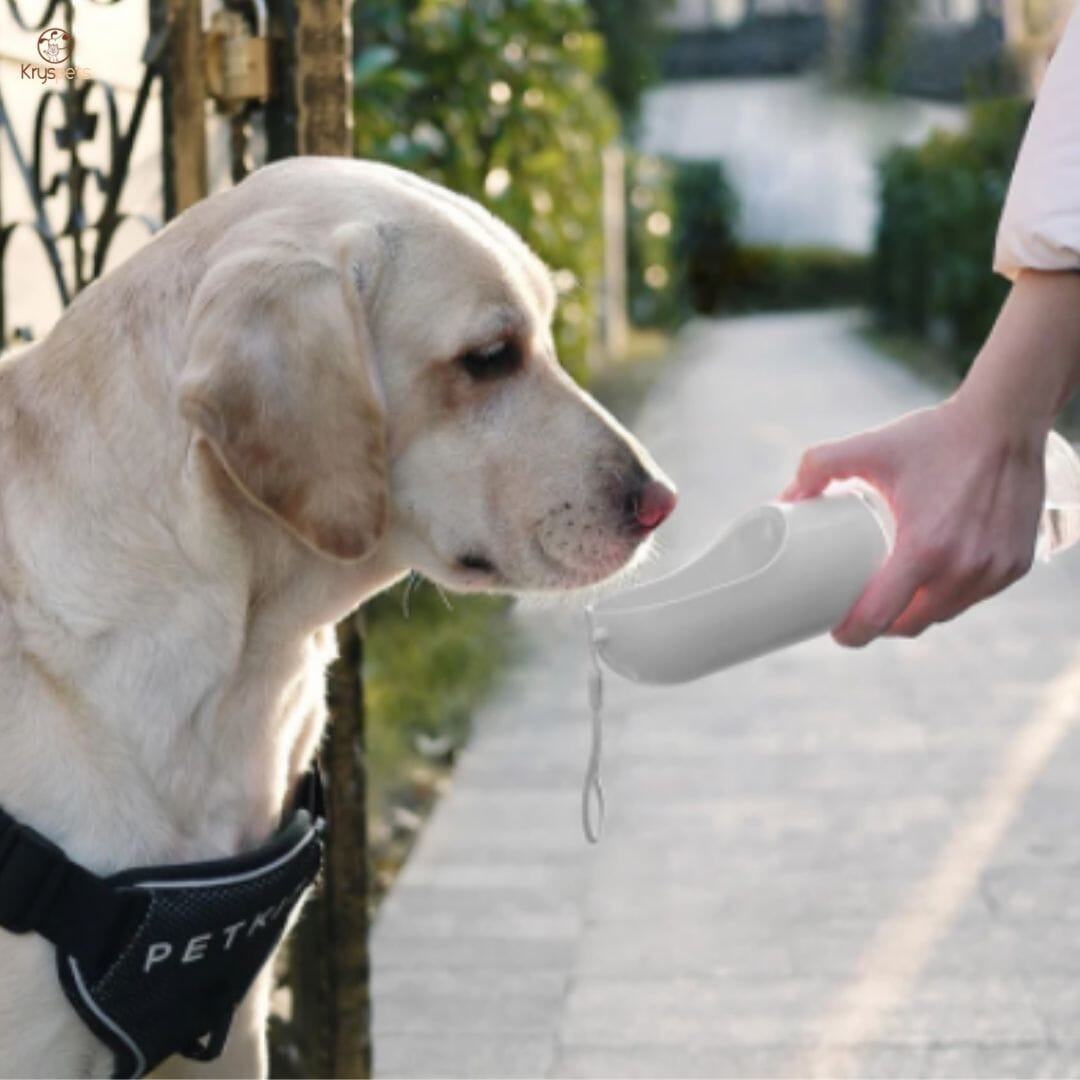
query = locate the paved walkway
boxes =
[371,311,1080,1079]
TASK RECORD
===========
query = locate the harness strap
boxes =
[0,807,144,972]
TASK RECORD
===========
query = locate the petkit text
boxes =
[141,880,308,975]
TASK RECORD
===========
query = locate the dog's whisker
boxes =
[401,571,421,619]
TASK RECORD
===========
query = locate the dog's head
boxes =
[178,160,675,593]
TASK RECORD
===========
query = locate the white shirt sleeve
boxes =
[994,4,1080,280]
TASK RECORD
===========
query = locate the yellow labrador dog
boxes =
[0,157,675,1077]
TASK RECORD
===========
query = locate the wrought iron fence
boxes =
[0,0,167,346]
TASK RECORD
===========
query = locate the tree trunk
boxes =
[274,614,372,1079]
[270,3,371,1076]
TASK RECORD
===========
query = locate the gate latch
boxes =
[205,3,270,111]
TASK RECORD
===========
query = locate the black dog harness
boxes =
[0,771,325,1078]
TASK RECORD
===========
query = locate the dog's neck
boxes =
[0,271,404,872]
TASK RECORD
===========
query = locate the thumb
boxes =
[781,433,887,501]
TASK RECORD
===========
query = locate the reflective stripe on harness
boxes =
[0,770,326,1078]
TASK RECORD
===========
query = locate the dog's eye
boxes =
[458,339,522,381]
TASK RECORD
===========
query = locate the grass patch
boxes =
[365,582,519,903]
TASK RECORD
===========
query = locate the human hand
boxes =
[782,395,1046,646]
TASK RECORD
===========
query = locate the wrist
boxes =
[952,347,1057,441]
[953,270,1080,436]
[947,363,1049,475]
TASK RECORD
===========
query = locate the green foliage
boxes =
[363,580,518,897]
[365,586,515,752]
[352,0,619,380]
[671,159,740,315]
[583,0,673,128]
[846,0,912,90]
[625,152,678,327]
[627,158,862,320]
[873,98,1030,371]
[626,156,740,325]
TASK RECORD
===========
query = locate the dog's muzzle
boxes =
[0,772,325,1078]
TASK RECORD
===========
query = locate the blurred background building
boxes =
[664,0,1073,92]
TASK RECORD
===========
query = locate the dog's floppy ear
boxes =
[178,226,387,560]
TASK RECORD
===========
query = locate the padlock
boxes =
[205,2,270,111]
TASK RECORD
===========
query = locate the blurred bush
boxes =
[626,156,738,326]
[672,159,740,315]
[584,0,673,130]
[723,246,869,312]
[873,98,1030,373]
[352,0,618,381]
[625,152,679,327]
[627,156,864,321]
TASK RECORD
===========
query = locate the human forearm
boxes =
[955,270,1080,435]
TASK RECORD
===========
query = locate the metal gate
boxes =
[0,3,370,1075]
[0,0,353,338]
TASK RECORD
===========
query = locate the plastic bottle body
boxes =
[587,490,892,685]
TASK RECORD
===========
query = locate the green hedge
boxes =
[626,156,739,325]
[672,159,740,314]
[627,156,865,321]
[873,98,1030,372]
[722,245,869,312]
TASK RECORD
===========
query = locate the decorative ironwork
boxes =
[0,0,165,346]
[5,0,67,33]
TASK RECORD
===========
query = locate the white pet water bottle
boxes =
[579,430,1080,841]
[587,430,1080,687]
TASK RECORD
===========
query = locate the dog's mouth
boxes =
[528,529,651,591]
[455,551,500,576]
[448,507,663,593]
[451,539,627,592]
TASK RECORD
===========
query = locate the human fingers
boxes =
[781,431,891,502]
[886,586,945,639]
[831,541,925,647]
[886,542,1035,638]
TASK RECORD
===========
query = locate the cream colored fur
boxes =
[0,157,672,1078]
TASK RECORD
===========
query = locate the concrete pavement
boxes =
[371,311,1080,1079]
